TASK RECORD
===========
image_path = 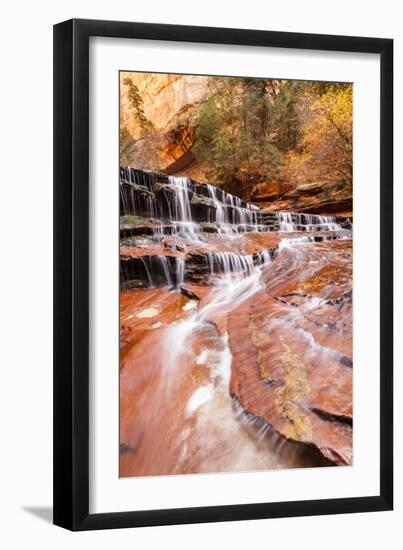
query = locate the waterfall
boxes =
[119,166,350,289]
[279,212,342,232]
[157,255,173,287]
[120,166,353,477]
[175,257,185,288]
[120,167,344,236]
[256,249,272,265]
[159,257,269,424]
[120,167,268,232]
[167,176,192,221]
[206,252,255,281]
[120,255,175,288]
[163,176,200,240]
[206,184,224,224]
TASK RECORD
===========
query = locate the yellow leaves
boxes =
[282,83,352,186]
[306,85,352,145]
[282,150,312,185]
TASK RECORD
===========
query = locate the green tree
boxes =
[271,81,301,151]
[120,78,157,167]
[123,78,153,131]
[193,77,301,197]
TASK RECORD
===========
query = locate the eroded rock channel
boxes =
[119,166,353,477]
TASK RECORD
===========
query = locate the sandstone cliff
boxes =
[120,72,208,179]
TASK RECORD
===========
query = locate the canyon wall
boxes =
[120,72,208,179]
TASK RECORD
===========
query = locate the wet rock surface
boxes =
[258,182,352,218]
[228,241,352,465]
[119,167,353,476]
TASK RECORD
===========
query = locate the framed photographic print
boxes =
[53,19,393,530]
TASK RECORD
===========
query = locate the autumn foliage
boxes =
[282,84,352,188]
[120,74,353,199]
[193,79,352,197]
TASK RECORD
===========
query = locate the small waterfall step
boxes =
[120,247,276,288]
[120,166,264,229]
[119,166,352,289]
[120,166,346,233]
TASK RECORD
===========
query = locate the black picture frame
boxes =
[53,18,393,531]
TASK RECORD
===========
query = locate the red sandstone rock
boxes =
[228,240,353,465]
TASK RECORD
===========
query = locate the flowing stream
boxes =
[119,168,353,476]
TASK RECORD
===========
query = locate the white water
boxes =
[123,237,351,476]
[162,255,289,472]
[158,229,352,472]
[206,251,255,281]
[120,171,351,291]
[121,169,347,244]
[159,228,351,474]
[279,212,342,232]
[175,257,185,288]
[177,335,283,473]
[165,176,201,240]
[120,168,353,473]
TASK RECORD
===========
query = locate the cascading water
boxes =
[175,257,185,288]
[165,176,200,239]
[120,166,353,476]
[206,252,256,281]
[279,212,342,232]
[120,166,270,236]
[120,166,348,289]
[206,184,225,225]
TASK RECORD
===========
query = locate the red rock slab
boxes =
[228,240,353,465]
[120,287,196,367]
[120,245,183,259]
[263,240,352,300]
[121,238,258,260]
[121,232,342,267]
[180,283,212,302]
[215,232,283,255]
[228,293,352,465]
[119,287,214,477]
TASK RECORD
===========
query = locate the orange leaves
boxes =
[282,84,353,188]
